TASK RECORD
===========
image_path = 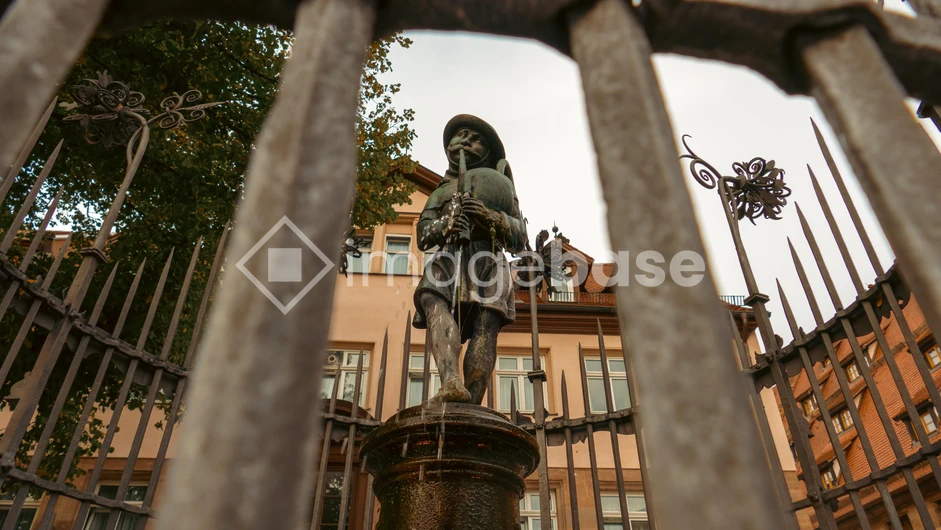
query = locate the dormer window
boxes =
[833,408,854,433]
[844,361,861,382]
[802,395,818,416]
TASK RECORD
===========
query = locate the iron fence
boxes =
[0,0,941,529]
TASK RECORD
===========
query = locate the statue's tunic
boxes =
[413,174,527,342]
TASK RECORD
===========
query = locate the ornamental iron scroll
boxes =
[60,71,226,147]
[680,135,791,224]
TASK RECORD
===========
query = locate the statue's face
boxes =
[447,127,489,167]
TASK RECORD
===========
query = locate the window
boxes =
[926,345,941,370]
[83,484,147,530]
[833,408,854,433]
[318,471,351,529]
[406,353,442,408]
[548,276,575,303]
[907,408,940,439]
[321,350,369,406]
[346,237,372,274]
[0,487,40,530]
[600,493,649,529]
[922,410,939,435]
[519,491,557,530]
[585,357,631,414]
[802,395,818,416]
[820,464,839,489]
[384,236,411,275]
[495,355,547,413]
[844,361,861,382]
[822,357,831,368]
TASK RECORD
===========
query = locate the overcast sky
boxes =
[384,0,938,341]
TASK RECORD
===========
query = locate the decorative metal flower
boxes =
[60,71,148,148]
[339,228,371,277]
[61,71,226,148]
[679,135,791,224]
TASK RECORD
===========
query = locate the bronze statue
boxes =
[413,115,527,405]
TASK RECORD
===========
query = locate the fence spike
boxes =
[0,139,63,255]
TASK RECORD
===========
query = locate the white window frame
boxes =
[820,464,839,489]
[844,360,861,382]
[600,493,649,529]
[494,355,548,414]
[802,395,818,416]
[384,236,412,275]
[346,236,373,274]
[0,488,41,530]
[833,408,854,433]
[321,350,369,406]
[406,353,442,408]
[922,410,939,435]
[83,483,148,530]
[519,490,557,530]
[926,344,941,370]
[584,356,631,414]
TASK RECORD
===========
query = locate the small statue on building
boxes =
[413,114,527,405]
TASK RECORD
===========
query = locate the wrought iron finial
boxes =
[60,71,226,147]
[679,135,791,224]
[339,227,371,277]
[60,71,148,148]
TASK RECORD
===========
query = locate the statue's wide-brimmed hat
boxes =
[442,114,505,166]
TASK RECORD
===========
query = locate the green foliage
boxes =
[0,21,415,484]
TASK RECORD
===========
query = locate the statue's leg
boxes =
[462,310,502,405]
[419,292,471,403]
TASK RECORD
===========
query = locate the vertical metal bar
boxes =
[0,97,57,206]
[0,140,62,254]
[336,350,365,530]
[787,241,919,530]
[775,282,875,530]
[0,194,67,323]
[0,261,120,530]
[615,330,657,530]
[559,373,580,530]
[802,25,941,366]
[310,349,343,530]
[809,119,883,277]
[568,1,783,526]
[397,311,411,412]
[0,234,71,376]
[68,251,176,530]
[688,117,835,528]
[577,345,605,530]
[35,259,147,530]
[596,321,629,524]
[99,240,202,530]
[527,279,551,529]
[809,164,941,437]
[157,2,376,527]
[362,330,388,530]
[0,0,109,173]
[18,188,63,270]
[795,208,940,528]
[729,312,796,530]
[135,227,231,528]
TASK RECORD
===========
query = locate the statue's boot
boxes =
[427,377,471,404]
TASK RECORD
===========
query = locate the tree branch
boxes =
[212,42,278,85]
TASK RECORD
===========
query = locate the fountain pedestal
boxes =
[361,403,539,530]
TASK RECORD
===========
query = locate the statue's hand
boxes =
[444,214,471,240]
[461,197,501,228]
